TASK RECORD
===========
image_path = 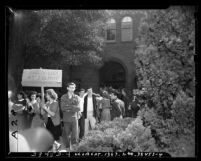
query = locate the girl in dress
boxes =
[30,93,46,128]
[100,91,111,121]
[41,89,61,150]
[26,91,38,128]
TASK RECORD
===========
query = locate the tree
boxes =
[24,10,109,69]
[8,10,109,92]
[134,6,195,156]
[135,6,195,118]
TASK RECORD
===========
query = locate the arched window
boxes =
[106,18,116,42]
[121,16,133,42]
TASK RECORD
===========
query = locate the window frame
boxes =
[105,18,117,43]
[121,16,133,42]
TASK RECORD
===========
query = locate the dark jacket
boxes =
[110,99,123,120]
[83,94,99,119]
[130,97,140,118]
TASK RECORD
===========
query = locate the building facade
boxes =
[70,11,145,93]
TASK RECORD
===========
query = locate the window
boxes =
[106,18,116,42]
[121,16,133,42]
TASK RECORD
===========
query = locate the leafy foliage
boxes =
[74,117,158,152]
[134,6,195,157]
[24,10,109,67]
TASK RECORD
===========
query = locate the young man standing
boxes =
[60,82,80,149]
[83,87,100,135]
[78,88,87,140]
[110,90,125,120]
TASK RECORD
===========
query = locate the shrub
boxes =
[95,117,135,132]
[115,116,158,152]
[75,117,158,152]
[137,90,195,157]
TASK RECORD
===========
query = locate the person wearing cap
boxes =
[60,82,80,149]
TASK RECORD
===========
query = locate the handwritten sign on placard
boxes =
[21,69,62,87]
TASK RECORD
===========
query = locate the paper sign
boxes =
[21,69,62,87]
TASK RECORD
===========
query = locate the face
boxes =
[87,88,93,95]
[110,93,116,100]
[45,93,51,101]
[79,91,85,97]
[17,94,23,100]
[67,85,76,92]
[31,94,36,101]
[36,97,41,103]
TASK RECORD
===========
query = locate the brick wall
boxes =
[70,12,145,92]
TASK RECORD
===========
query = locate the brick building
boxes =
[70,11,145,93]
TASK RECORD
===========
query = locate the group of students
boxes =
[8,82,145,152]
[8,88,62,151]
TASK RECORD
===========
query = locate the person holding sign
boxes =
[60,82,80,150]
[41,89,61,150]
[12,91,28,132]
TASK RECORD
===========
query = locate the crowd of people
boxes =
[8,82,148,152]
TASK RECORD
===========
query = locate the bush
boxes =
[137,90,195,157]
[95,117,135,132]
[74,117,158,152]
[114,116,158,152]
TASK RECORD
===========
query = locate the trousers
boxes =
[84,111,96,135]
[63,118,78,148]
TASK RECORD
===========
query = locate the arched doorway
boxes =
[99,61,126,89]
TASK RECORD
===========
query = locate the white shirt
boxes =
[79,97,84,113]
[47,101,55,117]
[87,96,93,113]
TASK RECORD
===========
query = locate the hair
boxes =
[102,91,110,99]
[109,90,119,97]
[79,88,85,92]
[36,93,42,99]
[46,89,58,100]
[17,91,26,99]
[67,82,76,88]
[87,86,93,90]
[30,91,37,96]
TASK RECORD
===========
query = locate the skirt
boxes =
[101,108,111,121]
[46,117,61,141]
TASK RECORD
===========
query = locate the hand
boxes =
[28,102,32,106]
[42,104,47,111]
[78,111,82,117]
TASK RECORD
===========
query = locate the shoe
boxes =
[54,141,61,150]
[56,143,61,150]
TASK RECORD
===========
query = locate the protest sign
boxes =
[21,69,62,87]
